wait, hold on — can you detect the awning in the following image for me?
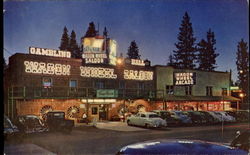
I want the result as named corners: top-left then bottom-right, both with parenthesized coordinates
top-left (164, 95), bottom-right (240, 101)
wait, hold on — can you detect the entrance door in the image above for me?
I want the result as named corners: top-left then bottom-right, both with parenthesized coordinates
top-left (99, 104), bottom-right (108, 120)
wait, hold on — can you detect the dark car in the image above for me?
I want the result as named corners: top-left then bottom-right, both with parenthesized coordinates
top-left (14, 115), bottom-right (48, 134)
top-left (231, 129), bottom-right (250, 152)
top-left (4, 115), bottom-right (20, 141)
top-left (152, 110), bottom-right (181, 126)
top-left (117, 139), bottom-right (248, 155)
top-left (182, 111), bottom-right (205, 125)
top-left (199, 111), bottom-right (217, 124)
top-left (45, 111), bottom-right (74, 133)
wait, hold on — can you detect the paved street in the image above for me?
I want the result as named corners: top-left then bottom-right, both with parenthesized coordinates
top-left (4, 122), bottom-right (249, 155)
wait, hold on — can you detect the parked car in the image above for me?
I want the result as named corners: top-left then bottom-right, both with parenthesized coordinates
top-left (207, 111), bottom-right (223, 123)
top-left (182, 111), bottom-right (206, 125)
top-left (14, 115), bottom-right (48, 134)
top-left (236, 110), bottom-right (249, 122)
top-left (231, 129), bottom-right (250, 152)
top-left (45, 111), bottom-right (74, 133)
top-left (199, 111), bottom-right (217, 124)
top-left (219, 111), bottom-right (236, 123)
top-left (4, 115), bottom-right (20, 141)
top-left (127, 112), bottom-right (167, 128)
top-left (172, 111), bottom-right (192, 125)
top-left (152, 110), bottom-right (181, 126)
top-left (117, 139), bottom-right (248, 155)
top-left (225, 111), bottom-right (238, 121)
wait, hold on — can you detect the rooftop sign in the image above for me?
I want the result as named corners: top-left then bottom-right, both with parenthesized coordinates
top-left (29, 47), bottom-right (71, 58)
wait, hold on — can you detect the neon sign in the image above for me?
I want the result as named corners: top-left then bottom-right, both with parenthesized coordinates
top-left (131, 59), bottom-right (145, 66)
top-left (174, 72), bottom-right (196, 85)
top-left (124, 70), bottom-right (153, 81)
top-left (29, 47), bottom-right (71, 58)
top-left (24, 61), bottom-right (71, 75)
top-left (80, 67), bottom-right (117, 79)
top-left (82, 53), bottom-right (107, 64)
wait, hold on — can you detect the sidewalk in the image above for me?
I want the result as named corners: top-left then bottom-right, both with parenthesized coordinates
top-left (75, 121), bottom-right (148, 132)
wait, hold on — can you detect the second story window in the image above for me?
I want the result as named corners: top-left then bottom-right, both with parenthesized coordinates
top-left (42, 77), bottom-right (52, 88)
top-left (138, 82), bottom-right (145, 90)
top-left (185, 86), bottom-right (192, 95)
top-left (206, 86), bottom-right (213, 96)
top-left (95, 81), bottom-right (104, 89)
top-left (70, 80), bottom-right (77, 88)
top-left (119, 81), bottom-right (125, 89)
top-left (166, 85), bottom-right (174, 95)
top-left (222, 88), bottom-right (228, 96)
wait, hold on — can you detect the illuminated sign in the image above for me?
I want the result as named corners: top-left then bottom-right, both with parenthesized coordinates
top-left (124, 70), bottom-right (153, 81)
top-left (83, 37), bottom-right (104, 53)
top-left (109, 40), bottom-right (117, 65)
top-left (24, 61), bottom-right (71, 75)
top-left (96, 89), bottom-right (118, 98)
top-left (174, 72), bottom-right (196, 85)
top-left (131, 59), bottom-right (145, 66)
top-left (29, 47), bottom-right (71, 58)
top-left (82, 53), bottom-right (107, 64)
top-left (80, 67), bottom-right (117, 79)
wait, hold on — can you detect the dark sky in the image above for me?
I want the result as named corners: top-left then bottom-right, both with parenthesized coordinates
top-left (3, 0), bottom-right (249, 82)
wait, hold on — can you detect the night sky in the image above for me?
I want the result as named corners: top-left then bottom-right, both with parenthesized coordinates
top-left (3, 0), bottom-right (249, 82)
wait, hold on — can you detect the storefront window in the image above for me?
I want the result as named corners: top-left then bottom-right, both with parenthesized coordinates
top-left (166, 85), bottom-right (174, 95)
top-left (92, 107), bottom-right (98, 115)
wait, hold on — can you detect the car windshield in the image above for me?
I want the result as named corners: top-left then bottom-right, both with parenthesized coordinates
top-left (149, 114), bottom-right (160, 118)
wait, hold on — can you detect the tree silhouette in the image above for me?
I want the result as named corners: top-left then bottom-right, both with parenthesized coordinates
top-left (167, 54), bottom-right (175, 67)
top-left (59, 26), bottom-right (70, 51)
top-left (236, 39), bottom-right (249, 107)
top-left (173, 12), bottom-right (197, 69)
top-left (85, 22), bottom-right (97, 37)
top-left (127, 40), bottom-right (141, 59)
top-left (197, 29), bottom-right (219, 71)
top-left (69, 30), bottom-right (81, 58)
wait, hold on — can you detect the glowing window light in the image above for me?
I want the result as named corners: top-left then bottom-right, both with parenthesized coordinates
top-left (80, 66), bottom-right (117, 79)
top-left (24, 61), bottom-right (70, 75)
top-left (124, 69), bottom-right (153, 81)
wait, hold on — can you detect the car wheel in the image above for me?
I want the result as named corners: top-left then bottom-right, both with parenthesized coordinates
top-left (127, 120), bottom-right (131, 126)
top-left (145, 123), bottom-right (150, 128)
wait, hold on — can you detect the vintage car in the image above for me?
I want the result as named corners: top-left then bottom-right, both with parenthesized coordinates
top-left (172, 111), bottom-right (192, 125)
top-left (199, 111), bottom-right (218, 124)
top-left (219, 111), bottom-right (236, 123)
top-left (4, 115), bottom-right (20, 141)
top-left (117, 139), bottom-right (248, 154)
top-left (45, 111), bottom-right (74, 133)
top-left (13, 115), bottom-right (48, 134)
top-left (127, 112), bottom-right (167, 128)
top-left (152, 110), bottom-right (181, 126)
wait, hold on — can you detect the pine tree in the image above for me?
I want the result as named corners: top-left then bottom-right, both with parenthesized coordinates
top-left (59, 26), bottom-right (70, 51)
top-left (173, 12), bottom-right (197, 69)
top-left (236, 39), bottom-right (249, 106)
top-left (197, 29), bottom-right (219, 71)
top-left (127, 40), bottom-right (141, 59)
top-left (85, 22), bottom-right (97, 37)
top-left (69, 30), bottom-right (81, 58)
top-left (167, 54), bottom-right (175, 67)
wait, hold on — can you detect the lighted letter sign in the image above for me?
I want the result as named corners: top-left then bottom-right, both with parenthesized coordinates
top-left (124, 70), bottom-right (153, 81)
top-left (80, 67), bottom-right (117, 79)
top-left (82, 53), bottom-right (107, 64)
top-left (24, 61), bottom-right (71, 75)
top-left (29, 47), bottom-right (71, 58)
top-left (131, 59), bottom-right (145, 66)
top-left (174, 72), bottom-right (196, 85)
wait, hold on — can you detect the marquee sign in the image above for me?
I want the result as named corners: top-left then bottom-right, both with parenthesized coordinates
top-left (174, 72), bottom-right (196, 85)
top-left (24, 61), bottom-right (71, 75)
top-left (124, 70), bottom-right (153, 81)
top-left (29, 47), bottom-right (71, 58)
top-left (80, 66), bottom-right (117, 79)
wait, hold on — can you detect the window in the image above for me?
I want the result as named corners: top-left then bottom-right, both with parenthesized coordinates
top-left (95, 81), bottom-right (104, 89)
top-left (141, 114), bottom-right (146, 117)
top-left (185, 86), bottom-right (192, 95)
top-left (92, 107), bottom-right (98, 115)
top-left (119, 81), bottom-right (125, 89)
top-left (166, 85), bottom-right (174, 95)
top-left (42, 77), bottom-right (52, 88)
top-left (206, 86), bottom-right (213, 96)
top-left (70, 80), bottom-right (77, 88)
top-left (222, 88), bottom-right (227, 96)
top-left (138, 82), bottom-right (145, 90)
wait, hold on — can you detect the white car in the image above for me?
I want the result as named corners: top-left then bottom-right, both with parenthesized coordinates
top-left (127, 112), bottom-right (167, 128)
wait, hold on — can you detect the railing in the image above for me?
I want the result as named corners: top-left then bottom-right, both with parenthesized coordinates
top-left (7, 86), bottom-right (160, 99)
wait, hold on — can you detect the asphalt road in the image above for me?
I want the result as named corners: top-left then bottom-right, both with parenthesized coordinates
top-left (4, 123), bottom-right (249, 155)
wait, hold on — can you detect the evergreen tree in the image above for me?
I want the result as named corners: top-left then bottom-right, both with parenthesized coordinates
top-left (197, 29), bottom-right (219, 71)
top-left (69, 30), bottom-right (81, 58)
top-left (85, 22), bottom-right (97, 37)
top-left (127, 40), bottom-right (141, 59)
top-left (173, 12), bottom-right (197, 69)
top-left (167, 54), bottom-right (175, 67)
top-left (236, 39), bottom-right (249, 106)
top-left (59, 26), bottom-right (70, 51)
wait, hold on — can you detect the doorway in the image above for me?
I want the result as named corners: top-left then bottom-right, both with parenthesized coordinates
top-left (99, 104), bottom-right (108, 120)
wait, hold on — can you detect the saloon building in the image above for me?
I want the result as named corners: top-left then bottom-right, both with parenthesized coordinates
top-left (4, 34), bottom-right (240, 122)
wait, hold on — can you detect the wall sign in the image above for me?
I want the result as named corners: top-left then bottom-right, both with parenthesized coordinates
top-left (174, 72), bottom-right (196, 85)
top-left (96, 89), bottom-right (118, 98)
top-left (82, 53), bottom-right (107, 64)
top-left (29, 47), bottom-right (71, 58)
top-left (131, 59), bottom-right (145, 66)
top-left (124, 70), bottom-right (153, 81)
top-left (80, 66), bottom-right (117, 79)
top-left (24, 61), bottom-right (71, 75)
